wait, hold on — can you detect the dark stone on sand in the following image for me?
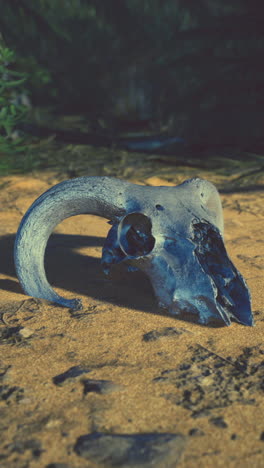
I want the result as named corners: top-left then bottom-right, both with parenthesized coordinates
top-left (209, 416), bottom-right (228, 428)
top-left (143, 327), bottom-right (183, 342)
top-left (53, 366), bottom-right (90, 386)
top-left (74, 432), bottom-right (186, 467)
top-left (188, 428), bottom-right (205, 436)
top-left (260, 431), bottom-right (264, 441)
top-left (82, 379), bottom-right (122, 395)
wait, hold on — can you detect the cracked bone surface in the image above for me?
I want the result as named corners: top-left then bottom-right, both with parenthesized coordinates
top-left (14, 176), bottom-right (253, 326)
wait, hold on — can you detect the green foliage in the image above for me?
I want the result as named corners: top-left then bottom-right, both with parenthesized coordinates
top-left (0, 40), bottom-right (36, 175)
top-left (0, 149), bottom-right (39, 175)
top-left (0, 1), bottom-right (264, 144)
top-left (0, 41), bottom-right (29, 152)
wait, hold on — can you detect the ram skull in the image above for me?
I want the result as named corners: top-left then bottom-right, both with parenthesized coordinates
top-left (14, 176), bottom-right (253, 326)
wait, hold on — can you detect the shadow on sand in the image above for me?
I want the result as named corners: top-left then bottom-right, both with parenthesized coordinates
top-left (0, 232), bottom-right (157, 314)
top-left (0, 232), bottom-right (230, 328)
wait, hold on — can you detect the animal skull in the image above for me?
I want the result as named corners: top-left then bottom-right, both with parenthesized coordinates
top-left (14, 176), bottom-right (253, 326)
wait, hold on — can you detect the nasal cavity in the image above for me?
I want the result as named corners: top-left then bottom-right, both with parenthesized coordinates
top-left (118, 212), bottom-right (155, 257)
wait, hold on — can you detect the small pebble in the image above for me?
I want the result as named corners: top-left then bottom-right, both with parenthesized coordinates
top-left (209, 416), bottom-right (228, 428)
top-left (19, 327), bottom-right (34, 338)
top-left (189, 428), bottom-right (204, 437)
top-left (82, 379), bottom-right (122, 395)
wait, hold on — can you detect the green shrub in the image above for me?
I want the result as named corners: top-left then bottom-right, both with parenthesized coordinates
top-left (0, 41), bottom-right (29, 151)
top-left (0, 41), bottom-right (33, 174)
top-left (1, 1), bottom-right (264, 145)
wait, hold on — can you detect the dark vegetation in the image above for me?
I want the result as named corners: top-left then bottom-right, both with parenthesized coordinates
top-left (0, 0), bottom-right (264, 178)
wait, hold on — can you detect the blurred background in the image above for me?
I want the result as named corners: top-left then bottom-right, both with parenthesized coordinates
top-left (0, 0), bottom-right (263, 188)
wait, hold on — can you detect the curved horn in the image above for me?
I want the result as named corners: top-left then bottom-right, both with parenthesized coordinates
top-left (14, 176), bottom-right (131, 308)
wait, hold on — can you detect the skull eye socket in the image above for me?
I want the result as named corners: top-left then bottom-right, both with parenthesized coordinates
top-left (118, 212), bottom-right (155, 257)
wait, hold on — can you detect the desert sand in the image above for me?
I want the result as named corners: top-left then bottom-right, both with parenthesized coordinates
top-left (0, 171), bottom-right (263, 468)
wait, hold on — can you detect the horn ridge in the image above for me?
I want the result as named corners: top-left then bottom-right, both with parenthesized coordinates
top-left (14, 176), bottom-right (131, 308)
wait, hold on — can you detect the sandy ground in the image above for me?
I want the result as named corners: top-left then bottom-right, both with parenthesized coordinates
top-left (0, 173), bottom-right (263, 468)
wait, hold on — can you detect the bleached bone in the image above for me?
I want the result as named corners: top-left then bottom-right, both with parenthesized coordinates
top-left (14, 176), bottom-right (253, 326)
